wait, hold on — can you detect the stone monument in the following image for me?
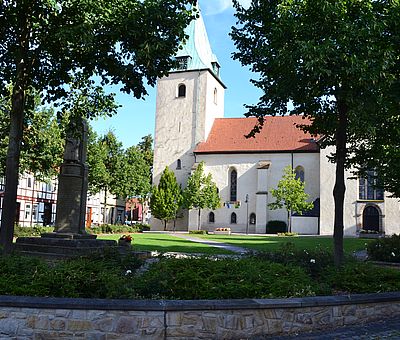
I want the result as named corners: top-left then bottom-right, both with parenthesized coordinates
top-left (15, 119), bottom-right (117, 257)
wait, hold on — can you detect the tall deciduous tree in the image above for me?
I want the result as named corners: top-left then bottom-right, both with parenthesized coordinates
top-left (231, 0), bottom-right (399, 265)
top-left (0, 0), bottom-right (195, 252)
top-left (268, 166), bottom-right (313, 233)
top-left (150, 166), bottom-right (182, 231)
top-left (183, 162), bottom-right (220, 230)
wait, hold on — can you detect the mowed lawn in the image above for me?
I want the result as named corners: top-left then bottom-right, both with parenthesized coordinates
top-left (196, 234), bottom-right (372, 253)
top-left (99, 232), bottom-right (371, 254)
top-left (98, 233), bottom-right (233, 255)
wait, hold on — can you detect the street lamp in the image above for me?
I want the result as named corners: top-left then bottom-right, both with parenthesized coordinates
top-left (245, 194), bottom-right (249, 235)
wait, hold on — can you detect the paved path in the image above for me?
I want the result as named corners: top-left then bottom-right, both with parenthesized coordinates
top-left (171, 233), bottom-right (250, 254)
top-left (269, 317), bottom-right (400, 339)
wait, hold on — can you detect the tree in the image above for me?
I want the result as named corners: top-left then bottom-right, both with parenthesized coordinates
top-left (0, 91), bottom-right (63, 180)
top-left (268, 166), bottom-right (313, 233)
top-left (88, 130), bottom-right (125, 223)
top-left (183, 162), bottom-right (220, 230)
top-left (0, 0), bottom-right (195, 252)
top-left (231, 0), bottom-right (399, 265)
top-left (150, 166), bottom-right (182, 231)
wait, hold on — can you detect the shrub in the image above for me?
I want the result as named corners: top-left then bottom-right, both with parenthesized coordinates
top-left (132, 257), bottom-right (317, 299)
top-left (322, 262), bottom-right (400, 294)
top-left (367, 234), bottom-right (400, 263)
top-left (189, 230), bottom-right (208, 235)
top-left (277, 232), bottom-right (298, 237)
top-left (266, 220), bottom-right (287, 234)
top-left (87, 223), bottom-right (150, 235)
top-left (14, 225), bottom-right (54, 238)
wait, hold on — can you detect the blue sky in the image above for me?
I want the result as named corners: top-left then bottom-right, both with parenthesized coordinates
top-left (91, 0), bottom-right (261, 148)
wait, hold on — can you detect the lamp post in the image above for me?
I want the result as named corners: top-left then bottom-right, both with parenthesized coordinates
top-left (245, 194), bottom-right (249, 235)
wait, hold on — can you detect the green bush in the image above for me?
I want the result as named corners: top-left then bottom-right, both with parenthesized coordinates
top-left (14, 225), bottom-right (54, 238)
top-left (367, 234), bottom-right (400, 263)
top-left (131, 257), bottom-right (317, 299)
top-left (0, 250), bottom-right (143, 298)
top-left (266, 220), bottom-right (287, 234)
top-left (87, 223), bottom-right (150, 235)
top-left (322, 262), bottom-right (400, 294)
top-left (189, 230), bottom-right (208, 235)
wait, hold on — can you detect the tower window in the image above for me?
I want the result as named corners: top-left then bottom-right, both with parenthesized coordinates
top-left (176, 159), bottom-right (182, 170)
top-left (213, 88), bottom-right (217, 105)
top-left (230, 212), bottom-right (237, 224)
top-left (229, 169), bottom-right (237, 201)
top-left (209, 212), bottom-right (215, 223)
top-left (178, 84), bottom-right (186, 98)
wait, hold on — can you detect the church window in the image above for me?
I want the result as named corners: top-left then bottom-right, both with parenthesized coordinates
top-left (209, 212), bottom-right (215, 223)
top-left (230, 212), bottom-right (237, 224)
top-left (229, 169), bottom-right (237, 201)
top-left (249, 213), bottom-right (256, 225)
top-left (178, 84), bottom-right (186, 98)
top-left (359, 171), bottom-right (384, 200)
top-left (213, 88), bottom-right (217, 104)
top-left (295, 166), bottom-right (305, 182)
top-left (176, 159), bottom-right (182, 170)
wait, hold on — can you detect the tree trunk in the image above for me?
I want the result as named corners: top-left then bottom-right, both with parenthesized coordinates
top-left (0, 8), bottom-right (31, 254)
top-left (164, 220), bottom-right (167, 231)
top-left (197, 209), bottom-right (201, 231)
top-left (103, 187), bottom-right (108, 224)
top-left (287, 210), bottom-right (291, 233)
top-left (333, 99), bottom-right (348, 267)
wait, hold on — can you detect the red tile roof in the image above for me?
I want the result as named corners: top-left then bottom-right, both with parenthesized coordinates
top-left (195, 116), bottom-right (318, 154)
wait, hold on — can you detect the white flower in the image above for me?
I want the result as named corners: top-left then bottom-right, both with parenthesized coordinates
top-left (310, 259), bottom-right (316, 264)
top-left (125, 270), bottom-right (132, 275)
top-left (392, 252), bottom-right (396, 257)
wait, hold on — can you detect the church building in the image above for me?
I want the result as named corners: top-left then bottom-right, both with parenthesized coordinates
top-left (152, 7), bottom-right (400, 236)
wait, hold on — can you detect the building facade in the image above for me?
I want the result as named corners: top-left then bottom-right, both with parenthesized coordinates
top-left (152, 6), bottom-right (400, 235)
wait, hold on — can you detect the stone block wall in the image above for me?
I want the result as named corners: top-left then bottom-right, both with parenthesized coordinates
top-left (0, 293), bottom-right (399, 339)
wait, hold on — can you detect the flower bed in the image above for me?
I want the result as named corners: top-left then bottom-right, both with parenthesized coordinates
top-left (214, 227), bottom-right (231, 235)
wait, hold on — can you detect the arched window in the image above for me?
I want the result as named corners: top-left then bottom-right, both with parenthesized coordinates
top-left (209, 212), bottom-right (215, 223)
top-left (229, 169), bottom-right (237, 201)
top-left (178, 84), bottom-right (186, 98)
top-left (295, 166), bottom-right (305, 182)
top-left (230, 212), bottom-right (237, 224)
top-left (176, 159), bottom-right (182, 170)
top-left (249, 213), bottom-right (256, 225)
top-left (213, 88), bottom-right (218, 104)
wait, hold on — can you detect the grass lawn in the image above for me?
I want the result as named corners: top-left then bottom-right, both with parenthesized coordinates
top-left (98, 233), bottom-right (233, 255)
top-left (195, 234), bottom-right (371, 253)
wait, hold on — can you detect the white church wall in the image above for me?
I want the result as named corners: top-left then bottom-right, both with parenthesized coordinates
top-left (319, 146), bottom-right (400, 236)
top-left (196, 152), bottom-right (320, 234)
top-left (291, 217), bottom-right (319, 235)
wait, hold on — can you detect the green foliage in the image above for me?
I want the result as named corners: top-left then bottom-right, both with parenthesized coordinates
top-left (367, 235), bottom-right (400, 263)
top-left (87, 223), bottom-right (150, 235)
top-left (266, 220), bottom-right (287, 234)
top-left (322, 262), bottom-right (400, 294)
top-left (189, 230), bottom-right (208, 235)
top-left (0, 250), bottom-right (143, 298)
top-left (269, 166), bottom-right (313, 232)
top-left (13, 225), bottom-right (54, 238)
top-left (132, 257), bottom-right (317, 299)
top-left (183, 162), bottom-right (221, 229)
top-left (277, 232), bottom-right (298, 237)
top-left (150, 166), bottom-right (182, 230)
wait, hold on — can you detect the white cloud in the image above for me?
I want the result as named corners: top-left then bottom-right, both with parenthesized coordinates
top-left (200, 0), bottom-right (251, 16)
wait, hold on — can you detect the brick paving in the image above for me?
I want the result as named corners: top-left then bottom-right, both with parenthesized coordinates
top-left (269, 317), bottom-right (400, 339)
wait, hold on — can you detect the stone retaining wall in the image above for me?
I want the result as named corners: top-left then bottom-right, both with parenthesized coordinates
top-left (0, 293), bottom-right (399, 339)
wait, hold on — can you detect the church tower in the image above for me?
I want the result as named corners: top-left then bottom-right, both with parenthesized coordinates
top-left (153, 5), bottom-right (226, 230)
